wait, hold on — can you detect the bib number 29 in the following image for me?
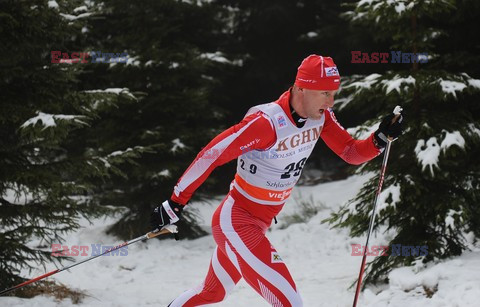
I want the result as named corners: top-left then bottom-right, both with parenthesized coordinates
top-left (281, 158), bottom-right (307, 179)
top-left (240, 159), bottom-right (257, 174)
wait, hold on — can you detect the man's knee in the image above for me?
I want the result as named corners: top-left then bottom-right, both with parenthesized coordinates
top-left (197, 288), bottom-right (228, 304)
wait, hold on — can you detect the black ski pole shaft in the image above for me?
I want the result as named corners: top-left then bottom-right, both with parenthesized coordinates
top-left (0, 225), bottom-right (177, 296)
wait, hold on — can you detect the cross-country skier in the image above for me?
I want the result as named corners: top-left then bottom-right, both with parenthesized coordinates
top-left (150, 54), bottom-right (403, 306)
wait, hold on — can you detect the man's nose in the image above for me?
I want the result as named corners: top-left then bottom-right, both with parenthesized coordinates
top-left (327, 96), bottom-right (335, 108)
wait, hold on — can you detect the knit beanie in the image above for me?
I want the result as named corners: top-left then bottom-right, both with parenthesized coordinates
top-left (294, 54), bottom-right (340, 90)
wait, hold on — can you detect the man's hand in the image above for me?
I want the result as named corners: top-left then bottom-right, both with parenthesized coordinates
top-left (374, 111), bottom-right (404, 148)
top-left (150, 200), bottom-right (184, 231)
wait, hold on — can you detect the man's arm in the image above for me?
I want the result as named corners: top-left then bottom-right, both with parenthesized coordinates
top-left (321, 109), bottom-right (381, 165)
top-left (171, 112), bottom-right (275, 205)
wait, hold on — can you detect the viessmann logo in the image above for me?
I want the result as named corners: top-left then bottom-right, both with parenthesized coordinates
top-left (268, 189), bottom-right (292, 201)
top-left (276, 126), bottom-right (323, 151)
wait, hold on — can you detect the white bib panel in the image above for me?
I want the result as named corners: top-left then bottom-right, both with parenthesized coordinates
top-left (234, 103), bottom-right (324, 205)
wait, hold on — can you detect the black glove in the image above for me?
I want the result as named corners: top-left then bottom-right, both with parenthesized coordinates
top-left (150, 199), bottom-right (184, 231)
top-left (374, 112), bottom-right (404, 148)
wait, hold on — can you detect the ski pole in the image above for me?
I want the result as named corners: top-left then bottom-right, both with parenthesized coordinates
top-left (352, 106), bottom-right (402, 307)
top-left (0, 225), bottom-right (178, 296)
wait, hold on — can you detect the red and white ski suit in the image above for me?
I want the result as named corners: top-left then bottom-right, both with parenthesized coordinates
top-left (168, 89), bottom-right (381, 306)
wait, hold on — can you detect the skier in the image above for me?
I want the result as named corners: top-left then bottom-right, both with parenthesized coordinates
top-left (150, 54), bottom-right (403, 306)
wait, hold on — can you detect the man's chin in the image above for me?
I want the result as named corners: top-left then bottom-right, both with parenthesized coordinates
top-left (309, 113), bottom-right (324, 120)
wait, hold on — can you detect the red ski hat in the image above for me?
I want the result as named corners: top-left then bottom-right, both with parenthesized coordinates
top-left (295, 54), bottom-right (341, 91)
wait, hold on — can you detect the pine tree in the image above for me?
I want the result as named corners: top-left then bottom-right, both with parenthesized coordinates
top-left (326, 0), bottom-right (480, 286)
top-left (0, 0), bottom-right (138, 291)
top-left (76, 0), bottom-right (231, 239)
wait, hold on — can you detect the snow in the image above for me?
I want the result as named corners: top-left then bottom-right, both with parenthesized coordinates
top-left (414, 131), bottom-right (465, 176)
top-left (2, 185), bottom-right (35, 205)
top-left (20, 112), bottom-right (87, 129)
top-left (59, 12), bottom-right (92, 21)
top-left (357, 0), bottom-right (374, 7)
top-left (179, 0), bottom-right (214, 7)
top-left (344, 72), bottom-right (480, 98)
top-left (126, 56), bottom-right (140, 67)
top-left (393, 1), bottom-right (406, 14)
top-left (169, 62), bottom-right (180, 69)
top-left (171, 138), bottom-right (186, 153)
top-left (108, 148), bottom-right (134, 157)
top-left (376, 183), bottom-right (401, 215)
top-left (445, 209), bottom-right (462, 234)
top-left (232, 58), bottom-right (244, 67)
top-left (73, 6), bottom-right (88, 13)
top-left (334, 94), bottom-right (354, 111)
top-left (355, 0), bottom-right (412, 18)
top-left (84, 88), bottom-right (136, 99)
top-left (381, 75), bottom-right (415, 94)
top-left (150, 169), bottom-right (172, 179)
top-left (47, 0), bottom-right (59, 9)
top-left (440, 131), bottom-right (465, 152)
top-left (347, 121), bottom-right (379, 140)
top-left (97, 157), bottom-right (110, 168)
top-left (364, 253), bottom-right (480, 306)
top-left (467, 77), bottom-right (480, 89)
top-left (437, 75), bottom-right (480, 98)
top-left (1, 174), bottom-right (479, 306)
top-left (154, 169), bottom-right (171, 178)
top-left (417, 53), bottom-right (429, 62)
top-left (439, 80), bottom-right (467, 98)
top-left (200, 52), bottom-right (231, 64)
top-left (415, 137), bottom-right (440, 176)
top-left (343, 73), bottom-right (381, 90)
top-left (467, 123), bottom-right (480, 137)
top-left (445, 214), bottom-right (455, 230)
top-left (388, 267), bottom-right (419, 291)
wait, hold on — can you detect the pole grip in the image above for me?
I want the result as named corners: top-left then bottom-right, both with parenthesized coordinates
top-left (391, 105), bottom-right (403, 124)
top-left (388, 105), bottom-right (403, 141)
top-left (146, 224), bottom-right (178, 239)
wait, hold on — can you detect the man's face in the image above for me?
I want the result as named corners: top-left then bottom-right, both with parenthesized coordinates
top-left (300, 88), bottom-right (337, 120)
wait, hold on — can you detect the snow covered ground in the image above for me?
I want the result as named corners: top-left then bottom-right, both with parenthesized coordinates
top-left (1, 174), bottom-right (479, 306)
